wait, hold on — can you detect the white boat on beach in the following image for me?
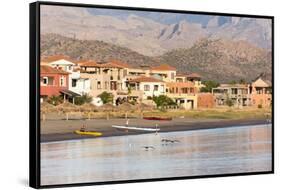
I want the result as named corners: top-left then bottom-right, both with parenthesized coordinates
top-left (112, 125), bottom-right (160, 132)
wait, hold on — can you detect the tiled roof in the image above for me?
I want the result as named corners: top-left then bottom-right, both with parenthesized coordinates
top-left (41, 55), bottom-right (75, 63)
top-left (40, 65), bottom-right (69, 75)
top-left (108, 60), bottom-right (131, 68)
top-left (129, 76), bottom-right (163, 83)
top-left (151, 64), bottom-right (176, 71)
top-left (79, 60), bottom-right (100, 67)
top-left (78, 60), bottom-right (129, 69)
top-left (102, 62), bottom-right (125, 69)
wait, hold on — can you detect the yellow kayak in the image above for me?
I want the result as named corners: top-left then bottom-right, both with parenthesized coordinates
top-left (74, 130), bottom-right (102, 137)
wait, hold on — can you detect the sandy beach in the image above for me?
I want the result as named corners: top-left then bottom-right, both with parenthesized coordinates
top-left (41, 117), bottom-right (270, 142)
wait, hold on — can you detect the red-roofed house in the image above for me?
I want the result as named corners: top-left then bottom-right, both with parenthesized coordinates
top-left (40, 65), bottom-right (69, 100)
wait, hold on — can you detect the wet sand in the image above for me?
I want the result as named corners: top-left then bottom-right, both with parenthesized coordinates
top-left (41, 118), bottom-right (270, 142)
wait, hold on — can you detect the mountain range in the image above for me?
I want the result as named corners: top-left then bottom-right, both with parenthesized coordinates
top-left (41, 5), bottom-right (272, 56)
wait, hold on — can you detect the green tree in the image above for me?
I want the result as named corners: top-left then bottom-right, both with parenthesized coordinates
top-left (47, 95), bottom-right (63, 106)
top-left (239, 79), bottom-right (246, 84)
top-left (153, 95), bottom-right (176, 109)
top-left (225, 97), bottom-right (234, 107)
top-left (200, 80), bottom-right (220, 92)
top-left (74, 94), bottom-right (93, 105)
top-left (98, 91), bottom-right (114, 104)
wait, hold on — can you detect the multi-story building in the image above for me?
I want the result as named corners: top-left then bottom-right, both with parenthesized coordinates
top-left (175, 72), bottom-right (205, 90)
top-left (212, 84), bottom-right (251, 107)
top-left (127, 76), bottom-right (166, 101)
top-left (42, 55), bottom-right (91, 95)
top-left (78, 60), bottom-right (129, 101)
top-left (250, 75), bottom-right (272, 107)
top-left (166, 81), bottom-right (198, 109)
top-left (40, 65), bottom-right (69, 101)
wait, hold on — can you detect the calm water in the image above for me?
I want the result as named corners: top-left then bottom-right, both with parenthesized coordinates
top-left (41, 124), bottom-right (272, 186)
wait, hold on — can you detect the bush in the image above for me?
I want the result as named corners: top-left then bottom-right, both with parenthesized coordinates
top-left (225, 98), bottom-right (234, 107)
top-left (74, 94), bottom-right (93, 105)
top-left (200, 80), bottom-right (220, 92)
top-left (98, 91), bottom-right (114, 104)
top-left (153, 95), bottom-right (176, 109)
top-left (47, 95), bottom-right (63, 106)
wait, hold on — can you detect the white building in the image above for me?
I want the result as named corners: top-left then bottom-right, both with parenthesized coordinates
top-left (128, 76), bottom-right (166, 101)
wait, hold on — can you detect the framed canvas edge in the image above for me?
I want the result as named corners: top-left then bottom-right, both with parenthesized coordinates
top-left (30, 1), bottom-right (41, 189)
top-left (29, 1), bottom-right (275, 189)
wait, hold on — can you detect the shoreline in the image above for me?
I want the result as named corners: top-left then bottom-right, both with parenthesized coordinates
top-left (41, 118), bottom-right (270, 143)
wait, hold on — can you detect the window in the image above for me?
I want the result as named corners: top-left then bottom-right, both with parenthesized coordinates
top-left (60, 76), bottom-right (65, 87)
top-left (144, 85), bottom-right (150, 91)
top-left (42, 77), bottom-right (48, 85)
top-left (72, 79), bottom-right (77, 87)
top-left (154, 85), bottom-right (159, 91)
top-left (97, 81), bottom-right (101, 89)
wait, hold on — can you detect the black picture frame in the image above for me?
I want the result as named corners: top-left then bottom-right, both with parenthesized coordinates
top-left (30, 1), bottom-right (274, 188)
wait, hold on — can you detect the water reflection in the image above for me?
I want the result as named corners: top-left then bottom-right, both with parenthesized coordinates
top-left (41, 125), bottom-right (272, 186)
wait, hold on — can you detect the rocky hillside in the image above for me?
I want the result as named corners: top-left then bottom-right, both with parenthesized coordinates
top-left (158, 39), bottom-right (272, 82)
top-left (41, 34), bottom-right (272, 82)
top-left (41, 34), bottom-right (159, 67)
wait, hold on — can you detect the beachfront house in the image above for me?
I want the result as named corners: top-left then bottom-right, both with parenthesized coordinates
top-left (166, 81), bottom-right (198, 109)
top-left (250, 74), bottom-right (272, 108)
top-left (40, 65), bottom-right (69, 102)
top-left (42, 55), bottom-right (91, 96)
top-left (212, 84), bottom-right (251, 108)
top-left (78, 60), bottom-right (130, 104)
top-left (127, 76), bottom-right (166, 101)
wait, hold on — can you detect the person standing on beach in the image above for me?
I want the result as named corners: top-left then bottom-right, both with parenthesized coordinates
top-left (126, 119), bottom-right (129, 127)
top-left (80, 124), bottom-right (86, 132)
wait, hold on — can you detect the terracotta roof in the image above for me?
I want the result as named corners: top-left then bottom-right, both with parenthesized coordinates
top-left (129, 76), bottom-right (164, 83)
top-left (78, 60), bottom-right (129, 69)
top-left (167, 82), bottom-right (195, 88)
top-left (186, 73), bottom-right (201, 78)
top-left (79, 60), bottom-right (101, 67)
top-left (41, 55), bottom-right (76, 63)
top-left (40, 65), bottom-right (69, 75)
top-left (102, 62), bottom-right (124, 69)
top-left (151, 64), bottom-right (176, 71)
top-left (108, 60), bottom-right (131, 68)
